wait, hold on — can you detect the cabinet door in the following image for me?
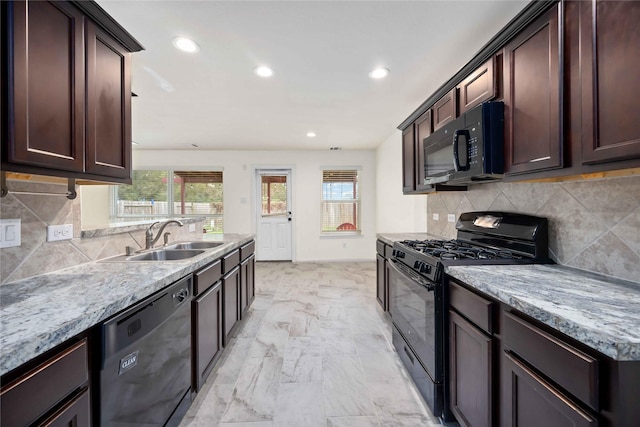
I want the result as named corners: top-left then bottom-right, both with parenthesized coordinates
top-left (433, 88), bottom-right (457, 131)
top-left (402, 125), bottom-right (416, 193)
top-left (222, 266), bottom-right (240, 345)
top-left (415, 110), bottom-right (433, 192)
top-left (240, 258), bottom-right (249, 317)
top-left (193, 281), bottom-right (222, 391)
top-left (501, 352), bottom-right (598, 427)
top-left (580, 1), bottom-right (640, 164)
top-left (6, 1), bottom-right (85, 172)
top-left (457, 57), bottom-right (496, 114)
top-left (246, 254), bottom-right (255, 307)
top-left (449, 311), bottom-right (493, 427)
top-left (503, 5), bottom-right (562, 175)
top-left (85, 21), bottom-right (132, 180)
top-left (376, 254), bottom-right (386, 310)
top-left (40, 388), bottom-right (90, 427)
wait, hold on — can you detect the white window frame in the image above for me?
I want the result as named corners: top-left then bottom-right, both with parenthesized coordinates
top-left (320, 167), bottom-right (361, 236)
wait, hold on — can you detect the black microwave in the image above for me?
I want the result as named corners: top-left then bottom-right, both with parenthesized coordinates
top-left (423, 101), bottom-right (504, 186)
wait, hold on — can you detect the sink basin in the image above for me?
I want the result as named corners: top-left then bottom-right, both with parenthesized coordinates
top-left (165, 241), bottom-right (224, 250)
top-left (127, 249), bottom-right (205, 261)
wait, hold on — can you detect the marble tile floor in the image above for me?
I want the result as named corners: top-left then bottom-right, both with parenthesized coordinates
top-left (180, 262), bottom-right (442, 427)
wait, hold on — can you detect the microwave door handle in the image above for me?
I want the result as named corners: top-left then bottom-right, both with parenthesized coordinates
top-left (453, 129), bottom-right (471, 172)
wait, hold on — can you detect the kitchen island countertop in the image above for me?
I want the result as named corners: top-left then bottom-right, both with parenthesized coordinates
top-left (0, 234), bottom-right (253, 376)
top-left (445, 264), bottom-right (640, 361)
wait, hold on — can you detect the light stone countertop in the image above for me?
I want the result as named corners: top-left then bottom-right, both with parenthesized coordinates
top-left (445, 264), bottom-right (640, 361)
top-left (0, 233), bottom-right (253, 376)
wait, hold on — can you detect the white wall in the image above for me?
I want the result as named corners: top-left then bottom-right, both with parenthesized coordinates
top-left (132, 149), bottom-right (377, 262)
top-left (375, 130), bottom-right (427, 233)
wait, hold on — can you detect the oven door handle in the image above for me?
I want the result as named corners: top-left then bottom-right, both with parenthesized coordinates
top-left (390, 259), bottom-right (436, 292)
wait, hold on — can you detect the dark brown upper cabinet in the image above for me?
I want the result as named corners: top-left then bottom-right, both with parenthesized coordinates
top-left (402, 125), bottom-right (417, 193)
top-left (580, 0), bottom-right (640, 165)
top-left (2, 0), bottom-right (142, 184)
top-left (503, 4), bottom-right (562, 175)
top-left (5, 1), bottom-right (86, 174)
top-left (457, 57), bottom-right (496, 115)
top-left (414, 110), bottom-right (433, 192)
top-left (433, 88), bottom-right (458, 131)
top-left (85, 21), bottom-right (132, 179)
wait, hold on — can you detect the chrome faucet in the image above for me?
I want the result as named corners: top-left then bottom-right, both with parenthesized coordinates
top-left (145, 219), bottom-right (183, 249)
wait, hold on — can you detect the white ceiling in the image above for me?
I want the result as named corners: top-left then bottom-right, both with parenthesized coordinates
top-left (98, 0), bottom-right (528, 151)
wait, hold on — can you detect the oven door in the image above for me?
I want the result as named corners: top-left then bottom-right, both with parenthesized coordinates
top-left (423, 116), bottom-right (463, 185)
top-left (388, 259), bottom-right (442, 382)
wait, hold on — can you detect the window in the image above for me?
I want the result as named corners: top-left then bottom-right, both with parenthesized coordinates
top-left (112, 170), bottom-right (224, 234)
top-left (321, 169), bottom-right (360, 233)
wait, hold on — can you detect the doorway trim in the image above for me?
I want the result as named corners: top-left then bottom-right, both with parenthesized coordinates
top-left (252, 166), bottom-right (296, 262)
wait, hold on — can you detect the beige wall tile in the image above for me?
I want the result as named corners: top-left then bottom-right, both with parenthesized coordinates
top-left (567, 232), bottom-right (640, 283)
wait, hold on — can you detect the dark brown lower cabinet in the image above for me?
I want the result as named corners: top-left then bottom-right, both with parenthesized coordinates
top-left (222, 266), bottom-right (240, 345)
top-left (502, 352), bottom-right (598, 427)
top-left (193, 281), bottom-right (223, 391)
top-left (376, 253), bottom-right (386, 310)
top-left (240, 254), bottom-right (255, 318)
top-left (41, 388), bottom-right (90, 427)
top-left (449, 310), bottom-right (493, 427)
top-left (0, 338), bottom-right (89, 427)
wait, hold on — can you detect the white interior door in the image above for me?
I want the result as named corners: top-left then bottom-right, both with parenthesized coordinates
top-left (256, 169), bottom-right (292, 261)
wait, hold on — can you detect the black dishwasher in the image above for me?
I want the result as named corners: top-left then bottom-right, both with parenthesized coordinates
top-left (99, 275), bottom-right (192, 426)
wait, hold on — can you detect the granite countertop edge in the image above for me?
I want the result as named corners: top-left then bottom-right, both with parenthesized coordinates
top-left (445, 264), bottom-right (640, 361)
top-left (0, 233), bottom-right (254, 377)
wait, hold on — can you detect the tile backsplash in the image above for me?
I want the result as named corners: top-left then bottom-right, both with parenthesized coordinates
top-left (426, 175), bottom-right (640, 283)
top-left (0, 180), bottom-right (202, 284)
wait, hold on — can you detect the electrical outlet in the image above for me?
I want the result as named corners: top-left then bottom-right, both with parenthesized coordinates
top-left (433, 213), bottom-right (439, 221)
top-left (188, 223), bottom-right (196, 232)
top-left (0, 219), bottom-right (21, 248)
top-left (448, 214), bottom-right (456, 223)
top-left (47, 224), bottom-right (73, 242)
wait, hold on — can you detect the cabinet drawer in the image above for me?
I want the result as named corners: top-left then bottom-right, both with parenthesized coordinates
top-left (1, 339), bottom-right (89, 426)
top-left (503, 312), bottom-right (599, 410)
top-left (240, 240), bottom-right (255, 261)
top-left (222, 249), bottom-right (240, 273)
top-left (194, 259), bottom-right (222, 295)
top-left (449, 281), bottom-right (493, 334)
top-left (376, 240), bottom-right (385, 256)
top-left (41, 388), bottom-right (90, 427)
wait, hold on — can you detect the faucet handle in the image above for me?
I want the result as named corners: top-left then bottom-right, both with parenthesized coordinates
top-left (163, 232), bottom-right (171, 246)
top-left (125, 246), bottom-right (135, 256)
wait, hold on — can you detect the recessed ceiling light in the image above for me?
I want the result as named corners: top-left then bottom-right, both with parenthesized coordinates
top-left (368, 67), bottom-right (390, 79)
top-left (307, 132), bottom-right (316, 138)
top-left (330, 147), bottom-right (342, 151)
top-left (254, 66), bottom-right (274, 78)
top-left (191, 144), bottom-right (199, 148)
top-left (172, 37), bottom-right (200, 53)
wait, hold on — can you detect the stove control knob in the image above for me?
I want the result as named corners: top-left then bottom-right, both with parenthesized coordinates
top-left (421, 264), bottom-right (431, 274)
top-left (394, 250), bottom-right (405, 259)
top-left (414, 261), bottom-right (422, 270)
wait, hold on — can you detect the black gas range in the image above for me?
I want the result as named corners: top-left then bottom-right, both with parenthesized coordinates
top-left (388, 212), bottom-right (551, 421)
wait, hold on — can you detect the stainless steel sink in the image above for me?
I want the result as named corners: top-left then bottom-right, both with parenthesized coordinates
top-left (127, 249), bottom-right (205, 261)
top-left (165, 241), bottom-right (224, 250)
top-left (100, 249), bottom-right (205, 262)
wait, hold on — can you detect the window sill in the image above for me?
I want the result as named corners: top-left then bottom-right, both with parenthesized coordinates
top-left (320, 231), bottom-right (363, 238)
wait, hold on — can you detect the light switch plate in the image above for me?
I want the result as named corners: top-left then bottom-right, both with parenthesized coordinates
top-left (188, 223), bottom-right (196, 232)
top-left (433, 213), bottom-right (439, 220)
top-left (0, 219), bottom-right (21, 248)
top-left (448, 214), bottom-right (456, 223)
top-left (47, 224), bottom-right (73, 242)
